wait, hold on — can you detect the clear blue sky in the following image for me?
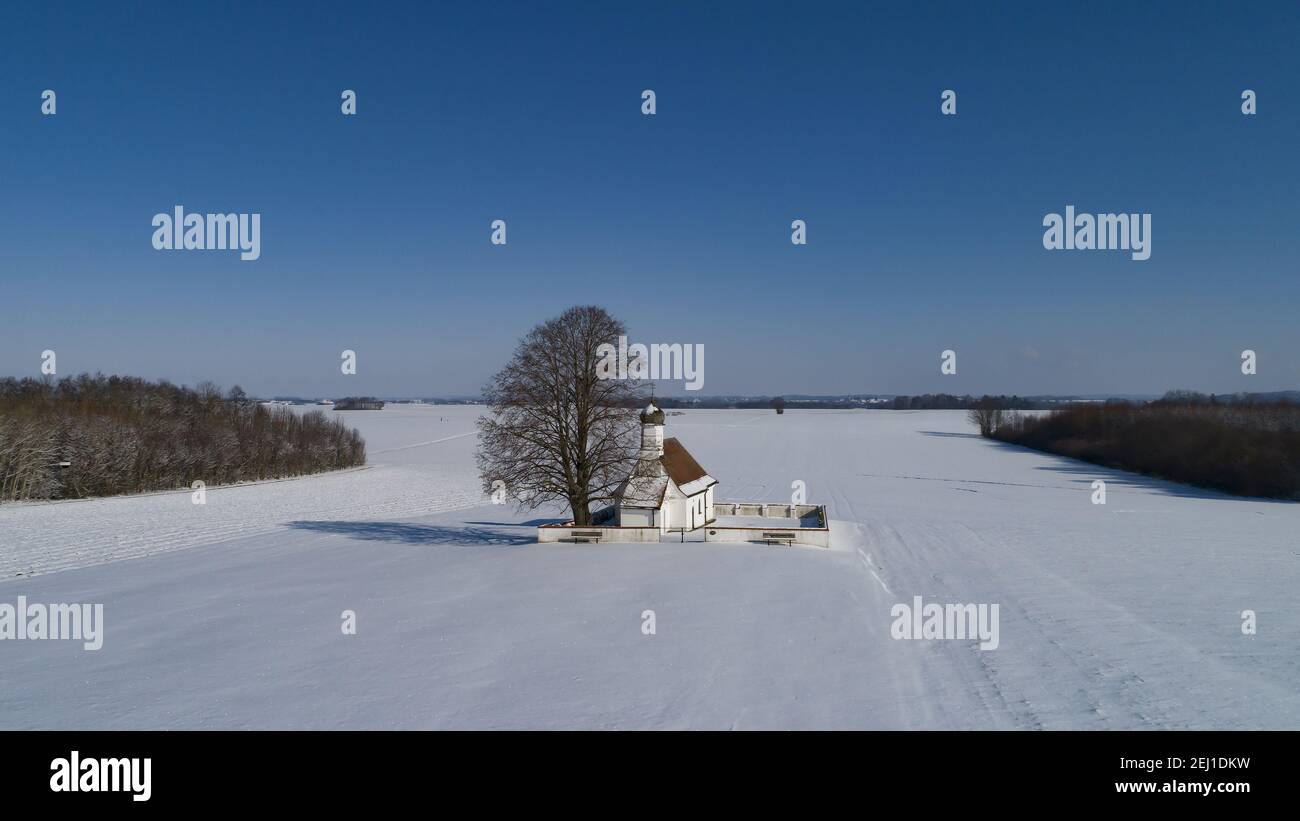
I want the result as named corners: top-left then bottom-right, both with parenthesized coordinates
top-left (2, 1), bottom-right (1297, 397)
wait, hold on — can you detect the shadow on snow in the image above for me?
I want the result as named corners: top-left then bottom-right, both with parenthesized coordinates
top-left (286, 520), bottom-right (535, 545)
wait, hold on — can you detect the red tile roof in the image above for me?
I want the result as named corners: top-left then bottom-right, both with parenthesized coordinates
top-left (661, 438), bottom-right (710, 487)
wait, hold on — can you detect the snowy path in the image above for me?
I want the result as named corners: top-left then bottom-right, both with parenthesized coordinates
top-left (685, 409), bottom-right (1300, 729)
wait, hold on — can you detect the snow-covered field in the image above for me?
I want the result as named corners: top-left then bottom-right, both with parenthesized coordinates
top-left (0, 405), bottom-right (483, 578)
top-left (2, 406), bottom-right (1298, 729)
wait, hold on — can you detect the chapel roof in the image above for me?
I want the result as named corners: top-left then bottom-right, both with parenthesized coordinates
top-left (661, 438), bottom-right (709, 487)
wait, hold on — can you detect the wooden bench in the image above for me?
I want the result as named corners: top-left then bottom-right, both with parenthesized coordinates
top-left (570, 530), bottom-right (603, 543)
top-left (759, 532), bottom-right (796, 546)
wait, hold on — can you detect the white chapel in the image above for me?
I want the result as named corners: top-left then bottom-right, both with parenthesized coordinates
top-left (615, 402), bottom-right (717, 532)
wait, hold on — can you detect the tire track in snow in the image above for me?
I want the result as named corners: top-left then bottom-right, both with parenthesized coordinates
top-left (372, 432), bottom-right (476, 454)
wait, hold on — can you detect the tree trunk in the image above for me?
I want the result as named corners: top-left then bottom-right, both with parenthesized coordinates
top-left (570, 495), bottom-right (591, 525)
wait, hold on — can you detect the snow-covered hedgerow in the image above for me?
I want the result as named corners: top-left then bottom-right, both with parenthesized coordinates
top-left (0, 374), bottom-right (366, 501)
top-left (993, 399), bottom-right (1300, 500)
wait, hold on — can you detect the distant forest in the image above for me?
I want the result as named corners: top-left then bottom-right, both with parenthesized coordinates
top-left (887, 394), bottom-right (1062, 410)
top-left (333, 396), bottom-right (385, 410)
top-left (988, 393), bottom-right (1300, 500)
top-left (655, 394), bottom-right (1065, 410)
top-left (0, 375), bottom-right (366, 502)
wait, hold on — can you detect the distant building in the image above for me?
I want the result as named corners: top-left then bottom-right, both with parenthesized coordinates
top-left (333, 397), bottom-right (385, 410)
top-left (614, 402), bottom-right (716, 532)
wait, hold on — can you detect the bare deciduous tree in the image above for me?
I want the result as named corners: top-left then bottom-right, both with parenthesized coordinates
top-left (477, 305), bottom-right (644, 525)
top-left (968, 401), bottom-right (1005, 437)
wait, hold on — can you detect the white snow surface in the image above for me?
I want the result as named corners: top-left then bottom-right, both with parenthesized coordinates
top-left (2, 407), bottom-right (1298, 729)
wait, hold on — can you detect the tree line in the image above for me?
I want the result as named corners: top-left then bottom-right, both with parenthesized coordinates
top-left (893, 394), bottom-right (1060, 410)
top-left (982, 398), bottom-right (1300, 500)
top-left (651, 394), bottom-right (1062, 411)
top-left (0, 374), bottom-right (366, 502)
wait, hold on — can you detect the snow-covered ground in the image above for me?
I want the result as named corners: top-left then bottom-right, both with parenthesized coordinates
top-left (2, 407), bottom-right (1298, 729)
